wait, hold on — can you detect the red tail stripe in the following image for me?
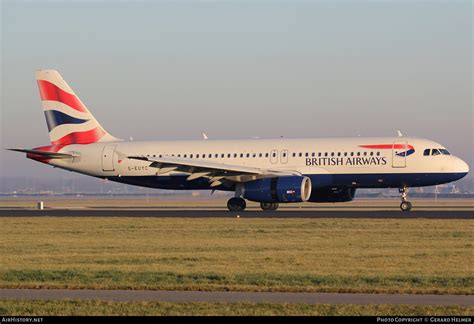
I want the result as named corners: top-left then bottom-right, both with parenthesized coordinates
top-left (37, 80), bottom-right (87, 113)
top-left (359, 144), bottom-right (414, 150)
top-left (51, 127), bottom-right (105, 146)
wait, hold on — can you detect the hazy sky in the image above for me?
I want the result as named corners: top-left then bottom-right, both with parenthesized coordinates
top-left (1, 0), bottom-right (472, 178)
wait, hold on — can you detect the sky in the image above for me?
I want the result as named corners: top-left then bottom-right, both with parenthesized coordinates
top-left (1, 0), bottom-right (472, 179)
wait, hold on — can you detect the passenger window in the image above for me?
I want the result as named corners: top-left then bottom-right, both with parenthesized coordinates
top-left (265, 153), bottom-right (269, 158)
top-left (311, 152), bottom-right (315, 157)
top-left (299, 153), bottom-right (302, 157)
top-left (246, 153), bottom-right (250, 158)
top-left (227, 154), bottom-right (231, 158)
top-left (292, 153), bottom-right (296, 157)
top-left (324, 152), bottom-right (328, 157)
top-left (318, 153), bottom-right (322, 157)
top-left (272, 152), bottom-right (276, 157)
top-left (259, 153), bottom-right (262, 157)
top-left (331, 152), bottom-right (334, 157)
top-left (283, 152), bottom-right (287, 157)
top-left (240, 153), bottom-right (244, 158)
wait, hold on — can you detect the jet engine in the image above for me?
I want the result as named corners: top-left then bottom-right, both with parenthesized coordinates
top-left (243, 176), bottom-right (312, 203)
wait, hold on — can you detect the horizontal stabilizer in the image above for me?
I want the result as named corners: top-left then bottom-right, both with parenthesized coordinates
top-left (7, 148), bottom-right (76, 159)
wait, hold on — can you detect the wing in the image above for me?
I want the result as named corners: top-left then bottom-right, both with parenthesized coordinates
top-left (127, 154), bottom-right (301, 186)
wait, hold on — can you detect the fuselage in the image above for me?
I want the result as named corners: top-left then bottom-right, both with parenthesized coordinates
top-left (35, 136), bottom-right (469, 192)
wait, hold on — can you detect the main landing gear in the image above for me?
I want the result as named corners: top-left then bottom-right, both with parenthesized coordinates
top-left (227, 197), bottom-right (246, 211)
top-left (260, 202), bottom-right (279, 211)
top-left (227, 199), bottom-right (280, 211)
top-left (399, 187), bottom-right (412, 212)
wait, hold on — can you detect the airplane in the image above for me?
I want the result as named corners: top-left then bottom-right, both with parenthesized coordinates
top-left (8, 70), bottom-right (469, 212)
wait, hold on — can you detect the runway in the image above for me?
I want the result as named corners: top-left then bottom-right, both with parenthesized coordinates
top-left (0, 209), bottom-right (472, 219)
top-left (1, 289), bottom-right (473, 306)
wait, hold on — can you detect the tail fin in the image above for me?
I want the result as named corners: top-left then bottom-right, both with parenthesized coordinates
top-left (36, 70), bottom-right (119, 146)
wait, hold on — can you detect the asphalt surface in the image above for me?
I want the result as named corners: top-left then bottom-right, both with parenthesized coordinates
top-left (1, 289), bottom-right (473, 306)
top-left (0, 209), bottom-right (472, 219)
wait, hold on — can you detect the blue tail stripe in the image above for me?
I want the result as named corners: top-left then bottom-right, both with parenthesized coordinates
top-left (44, 110), bottom-right (89, 131)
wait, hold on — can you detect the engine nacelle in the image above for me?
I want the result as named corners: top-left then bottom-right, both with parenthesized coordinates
top-left (308, 187), bottom-right (356, 203)
top-left (243, 176), bottom-right (312, 203)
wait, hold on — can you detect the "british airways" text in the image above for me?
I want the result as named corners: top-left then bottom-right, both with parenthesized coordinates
top-left (306, 157), bottom-right (387, 166)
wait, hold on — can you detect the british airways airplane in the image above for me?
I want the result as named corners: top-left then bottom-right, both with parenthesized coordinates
top-left (9, 70), bottom-right (469, 212)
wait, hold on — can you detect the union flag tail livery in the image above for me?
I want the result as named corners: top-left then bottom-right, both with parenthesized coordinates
top-left (8, 70), bottom-right (469, 212)
top-left (36, 70), bottom-right (118, 145)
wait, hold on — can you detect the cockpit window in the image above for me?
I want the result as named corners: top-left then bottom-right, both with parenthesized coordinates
top-left (424, 148), bottom-right (450, 156)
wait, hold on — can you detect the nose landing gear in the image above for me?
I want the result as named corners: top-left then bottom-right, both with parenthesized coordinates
top-left (399, 187), bottom-right (412, 212)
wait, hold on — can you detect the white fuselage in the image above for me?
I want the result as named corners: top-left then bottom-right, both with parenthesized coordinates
top-left (38, 136), bottom-right (468, 191)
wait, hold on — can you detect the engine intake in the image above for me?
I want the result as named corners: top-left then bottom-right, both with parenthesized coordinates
top-left (243, 176), bottom-right (312, 203)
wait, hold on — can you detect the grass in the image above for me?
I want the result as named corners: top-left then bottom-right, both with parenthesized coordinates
top-left (0, 217), bottom-right (472, 294)
top-left (0, 300), bottom-right (473, 316)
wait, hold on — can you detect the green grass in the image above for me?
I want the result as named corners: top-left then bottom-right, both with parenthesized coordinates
top-left (0, 300), bottom-right (473, 316)
top-left (0, 217), bottom-right (472, 294)
top-left (2, 270), bottom-right (472, 294)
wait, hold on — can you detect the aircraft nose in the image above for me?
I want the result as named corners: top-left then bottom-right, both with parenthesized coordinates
top-left (455, 157), bottom-right (469, 174)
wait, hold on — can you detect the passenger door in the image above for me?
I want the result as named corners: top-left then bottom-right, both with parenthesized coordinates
top-left (392, 140), bottom-right (407, 168)
top-left (102, 145), bottom-right (116, 171)
top-left (280, 149), bottom-right (288, 164)
top-left (270, 149), bottom-right (278, 164)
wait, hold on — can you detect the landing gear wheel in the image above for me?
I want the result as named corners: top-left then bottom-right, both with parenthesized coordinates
top-left (260, 202), bottom-right (279, 211)
top-left (400, 201), bottom-right (412, 212)
top-left (227, 197), bottom-right (246, 211)
top-left (399, 186), bottom-right (412, 212)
